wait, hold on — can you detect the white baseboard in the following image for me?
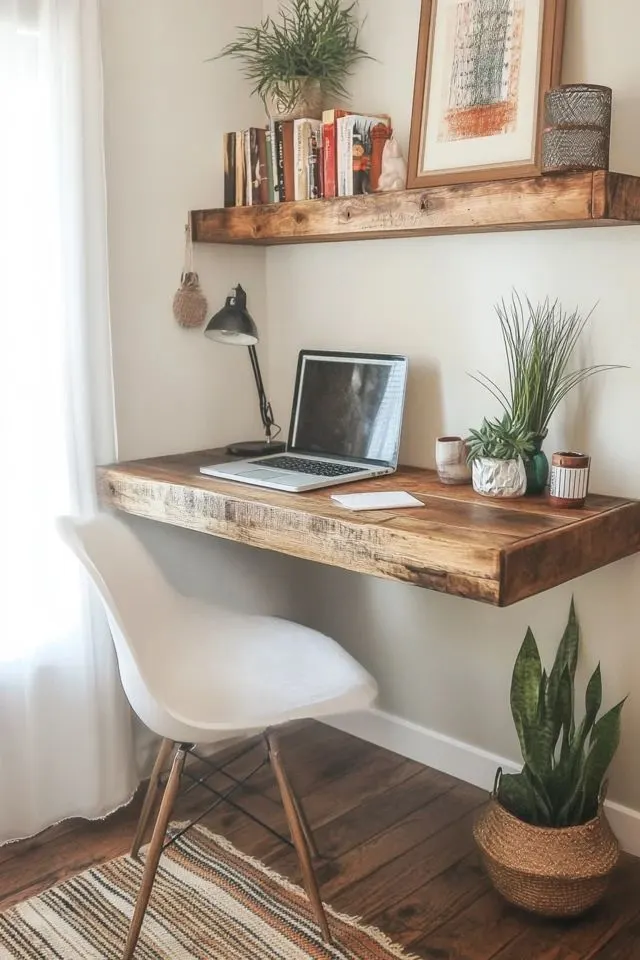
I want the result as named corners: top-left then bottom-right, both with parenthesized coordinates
top-left (325, 707), bottom-right (640, 856)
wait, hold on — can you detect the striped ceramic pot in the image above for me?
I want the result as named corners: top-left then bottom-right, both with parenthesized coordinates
top-left (549, 452), bottom-right (591, 508)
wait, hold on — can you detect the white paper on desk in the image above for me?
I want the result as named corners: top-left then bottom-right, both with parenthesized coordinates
top-left (331, 491), bottom-right (423, 511)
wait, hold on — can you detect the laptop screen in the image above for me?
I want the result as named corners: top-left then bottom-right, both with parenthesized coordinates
top-left (288, 352), bottom-right (408, 466)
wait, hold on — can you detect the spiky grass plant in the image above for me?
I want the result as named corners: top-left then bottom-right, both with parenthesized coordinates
top-left (215, 0), bottom-right (370, 112)
top-left (471, 293), bottom-right (623, 438)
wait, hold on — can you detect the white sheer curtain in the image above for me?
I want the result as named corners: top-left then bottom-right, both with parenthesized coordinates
top-left (0, 0), bottom-right (140, 844)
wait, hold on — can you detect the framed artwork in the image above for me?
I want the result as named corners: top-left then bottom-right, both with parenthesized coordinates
top-left (408, 0), bottom-right (566, 188)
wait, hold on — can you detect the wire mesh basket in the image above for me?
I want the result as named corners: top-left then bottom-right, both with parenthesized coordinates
top-left (542, 84), bottom-right (612, 173)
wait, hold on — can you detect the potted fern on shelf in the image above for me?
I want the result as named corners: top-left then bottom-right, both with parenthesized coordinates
top-left (466, 414), bottom-right (535, 498)
top-left (215, 0), bottom-right (370, 120)
top-left (474, 600), bottom-right (624, 917)
top-left (471, 294), bottom-right (623, 494)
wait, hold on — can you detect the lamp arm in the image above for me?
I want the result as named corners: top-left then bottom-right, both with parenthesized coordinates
top-left (247, 344), bottom-right (276, 440)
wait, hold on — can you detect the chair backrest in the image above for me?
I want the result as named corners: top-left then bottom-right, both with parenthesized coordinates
top-left (56, 514), bottom-right (178, 710)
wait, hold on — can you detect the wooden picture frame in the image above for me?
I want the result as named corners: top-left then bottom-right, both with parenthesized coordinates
top-left (408, 0), bottom-right (566, 189)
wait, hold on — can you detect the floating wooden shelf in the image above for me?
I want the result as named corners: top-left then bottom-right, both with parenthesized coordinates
top-left (98, 449), bottom-right (640, 606)
top-left (191, 170), bottom-right (640, 246)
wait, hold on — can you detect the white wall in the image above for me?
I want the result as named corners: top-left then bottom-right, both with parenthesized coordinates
top-left (101, 0), bottom-right (268, 461)
top-left (264, 0), bottom-right (640, 812)
top-left (101, 0), bottom-right (640, 816)
top-left (100, 0), bottom-right (309, 619)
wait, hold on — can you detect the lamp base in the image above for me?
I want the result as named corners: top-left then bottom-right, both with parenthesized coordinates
top-left (226, 439), bottom-right (286, 457)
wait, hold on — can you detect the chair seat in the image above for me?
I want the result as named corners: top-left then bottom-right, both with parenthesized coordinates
top-left (56, 514), bottom-right (378, 745)
top-left (139, 599), bottom-right (376, 743)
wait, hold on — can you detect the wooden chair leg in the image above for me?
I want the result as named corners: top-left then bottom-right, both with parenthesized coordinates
top-left (266, 731), bottom-right (333, 945)
top-left (123, 745), bottom-right (187, 960)
top-left (289, 784), bottom-right (319, 860)
top-left (131, 738), bottom-right (175, 860)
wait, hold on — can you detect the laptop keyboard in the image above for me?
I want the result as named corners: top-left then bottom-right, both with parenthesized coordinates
top-left (252, 456), bottom-right (363, 477)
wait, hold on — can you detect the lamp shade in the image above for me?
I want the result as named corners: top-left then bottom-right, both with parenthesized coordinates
top-left (204, 284), bottom-right (258, 345)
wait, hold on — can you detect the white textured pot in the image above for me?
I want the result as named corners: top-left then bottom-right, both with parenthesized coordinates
top-left (265, 78), bottom-right (323, 120)
top-left (472, 457), bottom-right (527, 498)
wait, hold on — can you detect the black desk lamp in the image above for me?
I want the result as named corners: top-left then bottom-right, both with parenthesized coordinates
top-left (204, 284), bottom-right (286, 456)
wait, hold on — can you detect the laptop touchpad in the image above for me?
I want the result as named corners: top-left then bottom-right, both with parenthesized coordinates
top-left (242, 468), bottom-right (290, 480)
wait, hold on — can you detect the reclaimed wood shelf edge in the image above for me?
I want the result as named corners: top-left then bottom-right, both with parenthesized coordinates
top-left (191, 171), bottom-right (640, 246)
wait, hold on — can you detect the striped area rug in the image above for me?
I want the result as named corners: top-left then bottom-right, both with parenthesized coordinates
top-left (0, 823), bottom-right (419, 959)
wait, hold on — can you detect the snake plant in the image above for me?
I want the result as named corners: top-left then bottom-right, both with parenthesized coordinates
top-left (466, 415), bottom-right (536, 462)
top-left (497, 600), bottom-right (625, 827)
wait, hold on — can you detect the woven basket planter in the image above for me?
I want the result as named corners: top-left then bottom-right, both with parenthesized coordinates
top-left (473, 799), bottom-right (620, 917)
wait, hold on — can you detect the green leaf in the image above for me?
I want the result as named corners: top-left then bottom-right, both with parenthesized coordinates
top-left (522, 765), bottom-right (553, 823)
top-left (510, 627), bottom-right (542, 755)
top-left (581, 699), bottom-right (626, 817)
top-left (547, 598), bottom-right (579, 706)
top-left (556, 699), bottom-right (625, 825)
top-left (556, 665), bottom-right (573, 762)
top-left (545, 599), bottom-right (579, 762)
top-left (585, 664), bottom-right (603, 728)
top-left (552, 727), bottom-right (588, 826)
top-left (498, 772), bottom-right (537, 824)
top-left (536, 669), bottom-right (548, 726)
top-left (510, 629), bottom-right (555, 786)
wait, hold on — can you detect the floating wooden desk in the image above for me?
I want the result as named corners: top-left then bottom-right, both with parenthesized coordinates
top-left (97, 449), bottom-right (640, 607)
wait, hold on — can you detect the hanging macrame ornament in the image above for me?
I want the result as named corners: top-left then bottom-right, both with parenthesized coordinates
top-left (172, 224), bottom-right (208, 328)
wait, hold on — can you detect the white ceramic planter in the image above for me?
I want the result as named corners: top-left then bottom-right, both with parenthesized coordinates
top-left (472, 457), bottom-right (527, 498)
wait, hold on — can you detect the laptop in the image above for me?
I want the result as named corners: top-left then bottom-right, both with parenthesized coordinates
top-left (200, 350), bottom-right (408, 492)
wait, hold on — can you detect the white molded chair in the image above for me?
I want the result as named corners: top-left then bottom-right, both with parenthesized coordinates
top-left (57, 514), bottom-right (377, 958)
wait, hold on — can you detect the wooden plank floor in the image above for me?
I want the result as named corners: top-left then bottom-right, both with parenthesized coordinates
top-left (2, 722), bottom-right (639, 958)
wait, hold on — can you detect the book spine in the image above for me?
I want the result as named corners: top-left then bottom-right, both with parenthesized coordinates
top-left (256, 128), bottom-right (269, 205)
top-left (282, 120), bottom-right (295, 203)
top-left (269, 119), bottom-right (279, 201)
top-left (322, 110), bottom-right (350, 199)
top-left (223, 132), bottom-right (235, 208)
top-left (265, 128), bottom-right (275, 203)
top-left (244, 130), bottom-right (252, 205)
top-left (247, 128), bottom-right (259, 205)
top-left (337, 118), bottom-right (353, 197)
top-left (235, 130), bottom-right (244, 206)
top-left (323, 119), bottom-right (335, 198)
top-left (274, 121), bottom-right (286, 202)
top-left (308, 122), bottom-right (322, 199)
top-left (293, 120), bottom-right (303, 200)
top-left (317, 133), bottom-right (324, 199)
top-left (294, 120), bottom-right (309, 201)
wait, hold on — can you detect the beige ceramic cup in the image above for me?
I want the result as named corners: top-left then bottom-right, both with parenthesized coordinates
top-left (435, 436), bottom-right (471, 485)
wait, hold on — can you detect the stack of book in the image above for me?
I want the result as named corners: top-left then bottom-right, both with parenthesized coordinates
top-left (223, 110), bottom-right (391, 207)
